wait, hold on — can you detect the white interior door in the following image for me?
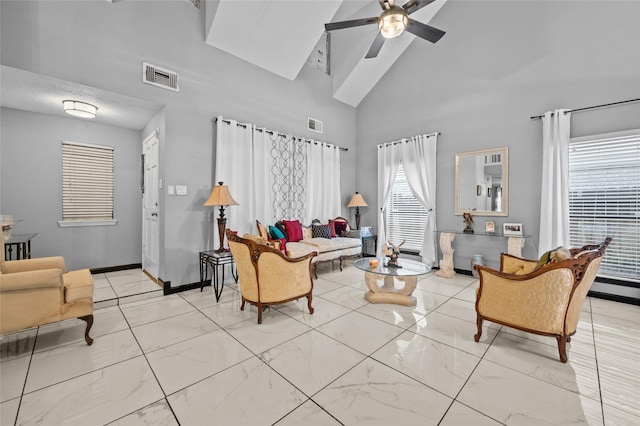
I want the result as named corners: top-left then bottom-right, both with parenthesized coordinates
top-left (142, 130), bottom-right (159, 279)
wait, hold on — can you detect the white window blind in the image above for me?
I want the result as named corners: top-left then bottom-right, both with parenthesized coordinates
top-left (569, 131), bottom-right (640, 281)
top-left (384, 164), bottom-right (429, 252)
top-left (62, 141), bottom-right (114, 222)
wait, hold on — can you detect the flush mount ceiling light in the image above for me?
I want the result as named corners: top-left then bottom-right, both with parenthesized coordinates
top-left (62, 100), bottom-right (98, 118)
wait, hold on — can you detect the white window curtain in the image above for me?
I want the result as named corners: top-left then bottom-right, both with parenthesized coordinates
top-left (377, 142), bottom-right (401, 257)
top-left (539, 109), bottom-right (572, 254)
top-left (305, 141), bottom-right (341, 224)
top-left (400, 134), bottom-right (438, 264)
top-left (249, 127), bottom-right (275, 227)
top-left (377, 134), bottom-right (438, 263)
top-left (214, 118), bottom-right (270, 248)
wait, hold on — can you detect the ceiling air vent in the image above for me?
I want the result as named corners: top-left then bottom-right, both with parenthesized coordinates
top-left (307, 117), bottom-right (323, 134)
top-left (142, 62), bottom-right (179, 92)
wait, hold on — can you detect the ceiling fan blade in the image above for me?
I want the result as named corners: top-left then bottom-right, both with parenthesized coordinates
top-left (405, 19), bottom-right (445, 43)
top-left (325, 17), bottom-right (379, 32)
top-left (402, 0), bottom-right (436, 15)
top-left (365, 33), bottom-right (386, 59)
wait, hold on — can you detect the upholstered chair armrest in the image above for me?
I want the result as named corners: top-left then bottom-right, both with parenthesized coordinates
top-left (476, 266), bottom-right (575, 335)
top-left (0, 269), bottom-right (64, 292)
top-left (1, 256), bottom-right (67, 274)
top-left (499, 253), bottom-right (537, 275)
top-left (257, 251), bottom-right (316, 303)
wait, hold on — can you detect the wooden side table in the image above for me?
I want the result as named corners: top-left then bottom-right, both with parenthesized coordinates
top-left (199, 250), bottom-right (238, 302)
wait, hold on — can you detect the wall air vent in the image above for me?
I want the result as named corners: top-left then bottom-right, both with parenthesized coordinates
top-left (142, 62), bottom-right (179, 92)
top-left (307, 117), bottom-right (323, 134)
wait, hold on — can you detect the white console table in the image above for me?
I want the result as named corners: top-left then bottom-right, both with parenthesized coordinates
top-left (435, 231), bottom-right (533, 278)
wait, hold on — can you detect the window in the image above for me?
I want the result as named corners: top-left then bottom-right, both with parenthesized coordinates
top-left (60, 141), bottom-right (116, 226)
top-left (384, 164), bottom-right (429, 252)
top-left (569, 130), bottom-right (640, 282)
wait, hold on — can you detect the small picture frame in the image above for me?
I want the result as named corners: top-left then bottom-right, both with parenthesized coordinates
top-left (503, 222), bottom-right (523, 236)
top-left (485, 220), bottom-right (495, 233)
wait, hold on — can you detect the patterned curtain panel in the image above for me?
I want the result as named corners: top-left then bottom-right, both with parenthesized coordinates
top-left (270, 133), bottom-right (307, 220)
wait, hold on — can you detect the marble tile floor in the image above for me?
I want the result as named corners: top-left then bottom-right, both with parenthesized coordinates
top-left (92, 268), bottom-right (163, 309)
top-left (1, 261), bottom-right (639, 425)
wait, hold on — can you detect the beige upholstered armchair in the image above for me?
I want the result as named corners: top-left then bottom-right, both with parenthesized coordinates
top-left (227, 229), bottom-right (316, 324)
top-left (0, 233), bottom-right (95, 345)
top-left (474, 238), bottom-right (611, 363)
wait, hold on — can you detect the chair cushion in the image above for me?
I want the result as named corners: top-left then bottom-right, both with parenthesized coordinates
top-left (63, 269), bottom-right (94, 303)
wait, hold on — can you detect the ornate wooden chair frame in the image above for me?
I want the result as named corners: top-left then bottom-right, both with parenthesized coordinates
top-left (474, 238), bottom-right (611, 363)
top-left (227, 230), bottom-right (316, 324)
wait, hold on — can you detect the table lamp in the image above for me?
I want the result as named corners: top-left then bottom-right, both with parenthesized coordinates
top-left (347, 192), bottom-right (368, 230)
top-left (203, 182), bottom-right (238, 252)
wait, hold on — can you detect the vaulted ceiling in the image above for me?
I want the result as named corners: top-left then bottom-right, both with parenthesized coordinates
top-left (205, 0), bottom-right (448, 107)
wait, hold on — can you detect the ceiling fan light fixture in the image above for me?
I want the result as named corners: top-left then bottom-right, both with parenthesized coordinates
top-left (379, 7), bottom-right (408, 39)
top-left (62, 100), bottom-right (98, 118)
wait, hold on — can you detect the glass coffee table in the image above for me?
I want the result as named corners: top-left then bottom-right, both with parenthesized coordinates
top-left (354, 257), bottom-right (431, 307)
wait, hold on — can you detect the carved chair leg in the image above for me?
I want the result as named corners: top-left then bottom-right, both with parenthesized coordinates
top-left (474, 315), bottom-right (483, 342)
top-left (240, 298), bottom-right (246, 311)
top-left (557, 335), bottom-right (568, 363)
top-left (339, 257), bottom-right (343, 271)
top-left (257, 304), bottom-right (263, 324)
top-left (78, 315), bottom-right (94, 346)
top-left (313, 264), bottom-right (318, 279)
top-left (567, 336), bottom-right (572, 343)
top-left (306, 293), bottom-right (314, 315)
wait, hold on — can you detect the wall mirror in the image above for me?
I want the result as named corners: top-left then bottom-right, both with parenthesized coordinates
top-left (455, 147), bottom-right (508, 216)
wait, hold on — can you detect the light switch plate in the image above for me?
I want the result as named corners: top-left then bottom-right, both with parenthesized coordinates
top-left (176, 185), bottom-right (187, 196)
top-left (167, 185), bottom-right (175, 195)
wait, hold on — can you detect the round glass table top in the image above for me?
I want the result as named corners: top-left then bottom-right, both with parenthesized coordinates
top-left (354, 258), bottom-right (431, 277)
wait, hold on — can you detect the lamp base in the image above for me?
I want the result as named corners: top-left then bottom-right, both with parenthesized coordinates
top-left (216, 213), bottom-right (227, 253)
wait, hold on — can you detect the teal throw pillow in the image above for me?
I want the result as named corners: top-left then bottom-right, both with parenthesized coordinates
top-left (269, 225), bottom-right (285, 240)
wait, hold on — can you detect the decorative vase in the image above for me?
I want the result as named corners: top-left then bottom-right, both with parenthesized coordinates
top-left (471, 254), bottom-right (485, 278)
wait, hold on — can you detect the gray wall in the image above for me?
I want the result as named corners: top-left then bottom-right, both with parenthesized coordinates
top-left (0, 1), bottom-right (356, 286)
top-left (0, 107), bottom-right (142, 271)
top-left (355, 0), bottom-right (640, 270)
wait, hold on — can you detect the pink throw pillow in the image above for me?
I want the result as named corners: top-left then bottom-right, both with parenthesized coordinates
top-left (327, 220), bottom-right (337, 238)
top-left (283, 220), bottom-right (304, 242)
top-left (334, 220), bottom-right (348, 236)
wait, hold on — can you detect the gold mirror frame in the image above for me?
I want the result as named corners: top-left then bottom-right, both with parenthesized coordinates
top-left (455, 147), bottom-right (508, 217)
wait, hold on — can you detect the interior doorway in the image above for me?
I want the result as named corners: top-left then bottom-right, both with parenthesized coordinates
top-left (142, 129), bottom-right (160, 280)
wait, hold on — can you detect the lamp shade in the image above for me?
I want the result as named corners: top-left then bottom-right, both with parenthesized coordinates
top-left (347, 192), bottom-right (368, 208)
top-left (203, 182), bottom-right (238, 206)
top-left (62, 100), bottom-right (98, 118)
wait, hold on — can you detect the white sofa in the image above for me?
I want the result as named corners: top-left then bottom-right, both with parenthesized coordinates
top-left (257, 218), bottom-right (362, 278)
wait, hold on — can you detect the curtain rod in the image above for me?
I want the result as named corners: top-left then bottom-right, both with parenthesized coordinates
top-left (216, 117), bottom-right (348, 152)
top-left (377, 132), bottom-right (440, 149)
top-left (530, 98), bottom-right (640, 120)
